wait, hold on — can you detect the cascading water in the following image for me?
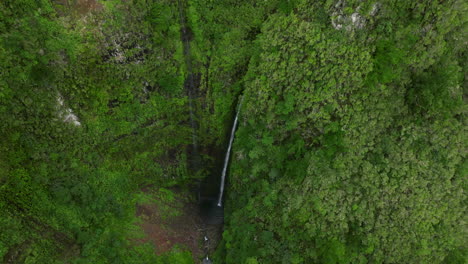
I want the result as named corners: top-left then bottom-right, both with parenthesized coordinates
top-left (217, 97), bottom-right (243, 207)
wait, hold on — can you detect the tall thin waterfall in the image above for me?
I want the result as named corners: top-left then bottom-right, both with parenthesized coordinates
top-left (217, 97), bottom-right (243, 207)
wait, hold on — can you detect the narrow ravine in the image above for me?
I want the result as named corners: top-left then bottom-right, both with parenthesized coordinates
top-left (177, 0), bottom-right (200, 169)
top-left (176, 2), bottom-right (246, 263)
top-left (177, 1), bottom-right (216, 262)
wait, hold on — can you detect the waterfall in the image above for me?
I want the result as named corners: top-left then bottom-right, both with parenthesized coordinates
top-left (217, 97), bottom-right (243, 207)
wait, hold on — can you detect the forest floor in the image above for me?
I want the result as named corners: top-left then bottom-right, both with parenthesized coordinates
top-left (136, 187), bottom-right (224, 262)
top-left (136, 187), bottom-right (205, 260)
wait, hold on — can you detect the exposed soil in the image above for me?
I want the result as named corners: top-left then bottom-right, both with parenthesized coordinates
top-left (136, 188), bottom-right (205, 259)
top-left (54, 0), bottom-right (103, 15)
top-left (135, 187), bottom-right (224, 263)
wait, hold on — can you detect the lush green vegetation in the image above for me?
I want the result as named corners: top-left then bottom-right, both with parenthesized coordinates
top-left (1, 0), bottom-right (193, 263)
top-left (1, 0), bottom-right (466, 263)
top-left (214, 1), bottom-right (467, 263)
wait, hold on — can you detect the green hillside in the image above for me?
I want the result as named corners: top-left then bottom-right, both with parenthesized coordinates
top-left (0, 0), bottom-right (466, 263)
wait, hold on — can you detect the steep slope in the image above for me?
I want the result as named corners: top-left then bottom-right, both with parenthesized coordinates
top-left (216, 0), bottom-right (467, 263)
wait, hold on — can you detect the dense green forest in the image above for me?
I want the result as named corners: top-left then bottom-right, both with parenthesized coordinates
top-left (0, 0), bottom-right (466, 263)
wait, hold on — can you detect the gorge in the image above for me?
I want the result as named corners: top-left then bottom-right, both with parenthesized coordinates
top-left (0, 0), bottom-right (466, 264)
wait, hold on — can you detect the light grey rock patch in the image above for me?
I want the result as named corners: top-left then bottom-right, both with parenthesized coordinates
top-left (57, 94), bottom-right (81, 126)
